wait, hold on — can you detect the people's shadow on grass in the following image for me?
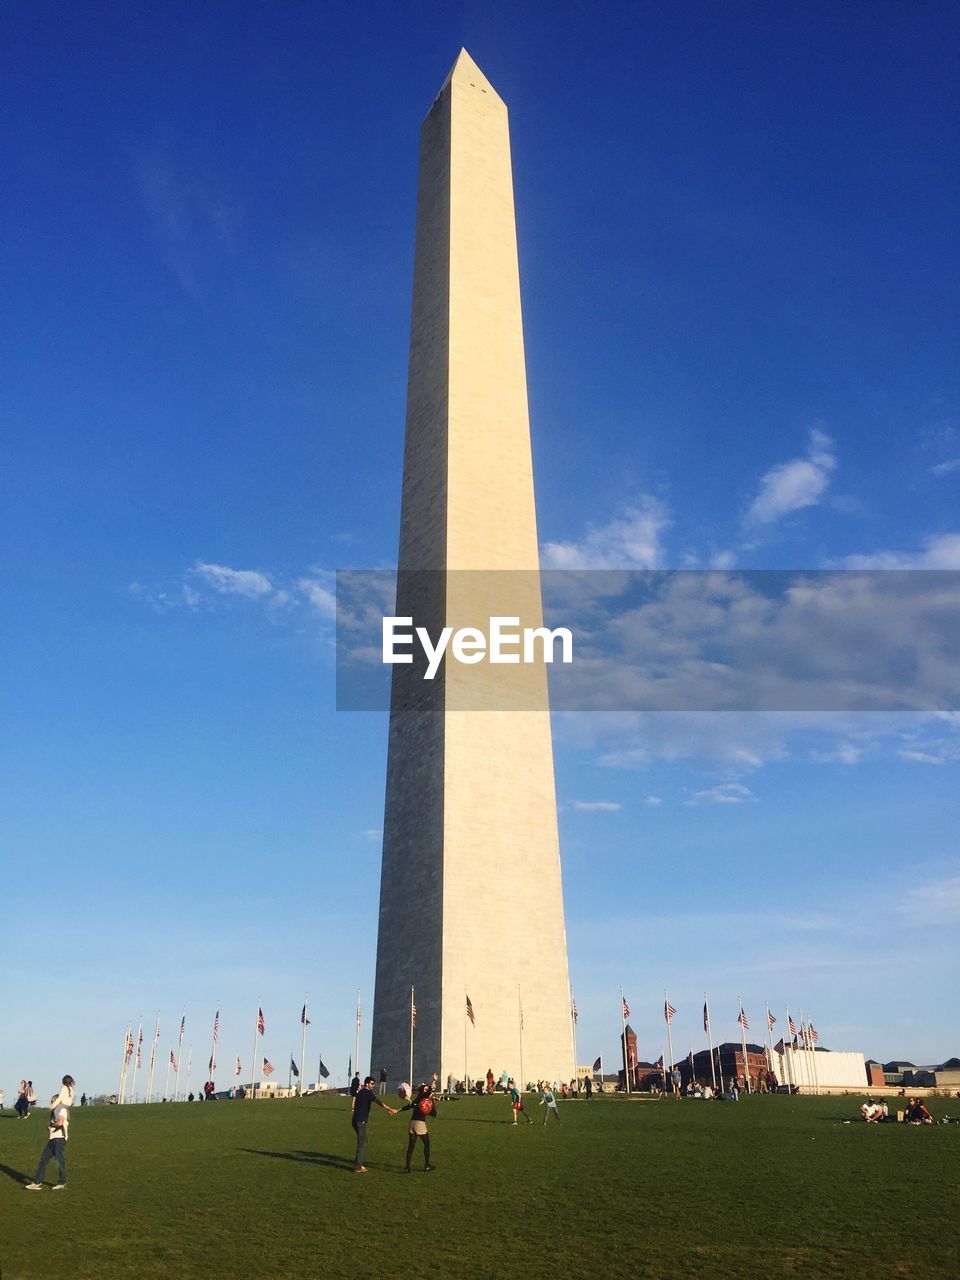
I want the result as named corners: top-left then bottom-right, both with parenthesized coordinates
top-left (0, 1162), bottom-right (26, 1185)
top-left (445, 1116), bottom-right (511, 1124)
top-left (242, 1148), bottom-right (380, 1174)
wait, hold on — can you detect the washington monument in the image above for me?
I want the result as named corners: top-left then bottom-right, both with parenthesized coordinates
top-left (370, 51), bottom-right (574, 1086)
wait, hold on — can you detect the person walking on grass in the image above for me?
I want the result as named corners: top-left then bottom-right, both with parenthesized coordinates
top-left (25, 1096), bottom-right (70, 1190)
top-left (509, 1079), bottom-right (532, 1126)
top-left (398, 1083), bottom-right (437, 1172)
top-left (539, 1082), bottom-right (561, 1126)
top-left (351, 1076), bottom-right (396, 1173)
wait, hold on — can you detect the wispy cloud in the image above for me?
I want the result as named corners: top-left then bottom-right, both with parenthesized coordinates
top-left (191, 561), bottom-right (273, 598)
top-left (644, 794), bottom-right (663, 806)
top-left (137, 149), bottom-right (243, 300)
top-left (899, 875), bottom-right (960, 926)
top-left (571, 800), bottom-right (621, 812)
top-left (932, 458), bottom-right (960, 477)
top-left (542, 497), bottom-right (670, 569)
top-left (745, 427), bottom-right (836, 526)
top-left (684, 781), bottom-right (756, 806)
top-left (840, 532), bottom-right (960, 570)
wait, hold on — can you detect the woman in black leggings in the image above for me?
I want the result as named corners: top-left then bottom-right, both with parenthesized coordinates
top-left (399, 1083), bottom-right (437, 1172)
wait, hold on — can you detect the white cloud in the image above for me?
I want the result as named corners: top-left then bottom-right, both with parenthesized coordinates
top-left (898, 749), bottom-right (945, 765)
top-left (192, 561), bottom-right (273, 598)
top-left (745, 427), bottom-right (836, 526)
top-left (810, 744), bottom-right (862, 765)
top-left (298, 575), bottom-right (337, 618)
top-left (571, 800), bottom-right (621, 811)
top-left (932, 458), bottom-right (960, 477)
top-left (359, 828), bottom-right (383, 840)
top-left (841, 532), bottom-right (960, 570)
top-left (899, 875), bottom-right (960, 926)
top-left (710, 550), bottom-right (736, 569)
top-left (684, 782), bottom-right (756, 806)
top-left (644, 795), bottom-right (663, 806)
top-left (542, 497), bottom-right (670, 569)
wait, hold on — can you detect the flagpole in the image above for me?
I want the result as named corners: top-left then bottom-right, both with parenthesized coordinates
top-left (619, 988), bottom-right (630, 1094)
top-left (298, 994), bottom-right (308, 1096)
top-left (250, 1002), bottom-right (260, 1101)
top-left (764, 1001), bottom-right (774, 1078)
top-left (128, 1018), bottom-right (142, 1104)
top-left (207, 1007), bottom-right (218, 1088)
top-left (659, 1046), bottom-right (666, 1092)
top-left (146, 1013), bottom-right (160, 1103)
top-left (354, 990), bottom-right (361, 1081)
top-left (409, 986), bottom-right (415, 1086)
top-left (664, 990), bottom-right (675, 1075)
top-left (186, 1046), bottom-right (193, 1097)
top-left (704, 995), bottom-right (717, 1094)
top-left (163, 1049), bottom-right (172, 1102)
top-left (288, 1050), bottom-right (293, 1091)
top-left (518, 985), bottom-right (524, 1092)
top-left (570, 987), bottom-right (578, 1084)
top-left (175, 1010), bottom-right (186, 1102)
top-left (463, 988), bottom-right (468, 1087)
top-left (806, 1016), bottom-right (821, 1096)
top-left (118, 1024), bottom-right (131, 1104)
top-left (784, 1006), bottom-right (795, 1091)
top-left (738, 997), bottom-right (751, 1093)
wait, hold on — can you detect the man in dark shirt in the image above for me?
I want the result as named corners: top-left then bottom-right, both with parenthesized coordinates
top-left (379, 1066), bottom-right (388, 1095)
top-left (349, 1072), bottom-right (361, 1098)
top-left (351, 1077), bottom-right (396, 1172)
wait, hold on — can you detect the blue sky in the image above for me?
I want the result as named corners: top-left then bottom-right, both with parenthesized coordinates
top-left (2, 1), bottom-right (958, 1095)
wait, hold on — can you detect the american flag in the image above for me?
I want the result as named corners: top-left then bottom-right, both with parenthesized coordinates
top-left (257, 1007), bottom-right (265, 1036)
top-left (169, 1050), bottom-right (177, 1070)
top-left (571, 1000), bottom-right (578, 1024)
top-left (664, 1000), bottom-right (675, 1025)
top-left (180, 1015), bottom-right (186, 1037)
top-left (800, 1024), bottom-right (810, 1047)
top-left (767, 1010), bottom-right (777, 1031)
top-left (520, 1003), bottom-right (524, 1031)
top-left (136, 1028), bottom-right (143, 1068)
top-left (774, 1038), bottom-right (785, 1055)
top-left (738, 1006), bottom-right (750, 1031)
top-left (318, 1058), bottom-right (331, 1079)
top-left (301, 1003), bottom-right (310, 1027)
top-left (212, 1010), bottom-right (220, 1043)
top-left (208, 1054), bottom-right (216, 1073)
top-left (809, 1023), bottom-right (820, 1045)
top-left (788, 1015), bottom-right (797, 1037)
top-left (356, 1000), bottom-right (362, 1029)
top-left (655, 1054), bottom-right (664, 1069)
top-left (235, 1056), bottom-right (241, 1077)
top-left (622, 995), bottom-right (631, 1019)
top-left (411, 1002), bottom-right (417, 1029)
top-left (466, 994), bottom-right (476, 1027)
top-left (125, 1031), bottom-right (134, 1062)
top-left (290, 1057), bottom-right (299, 1078)
top-left (262, 1058), bottom-right (275, 1077)
top-left (592, 1056), bottom-right (602, 1071)
top-left (703, 1001), bottom-right (709, 1032)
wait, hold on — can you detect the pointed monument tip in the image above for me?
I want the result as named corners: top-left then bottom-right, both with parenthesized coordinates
top-left (437, 47), bottom-right (502, 102)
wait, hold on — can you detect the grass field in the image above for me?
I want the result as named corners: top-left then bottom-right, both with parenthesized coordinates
top-left (1, 1092), bottom-right (957, 1279)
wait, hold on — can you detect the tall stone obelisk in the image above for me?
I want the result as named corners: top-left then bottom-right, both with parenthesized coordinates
top-left (370, 50), bottom-right (573, 1087)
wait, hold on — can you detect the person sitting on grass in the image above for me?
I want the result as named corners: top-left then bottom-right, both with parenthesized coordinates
top-left (860, 1100), bottom-right (884, 1123)
top-left (398, 1083), bottom-right (437, 1172)
top-left (25, 1097), bottom-right (70, 1191)
top-left (905, 1098), bottom-right (933, 1125)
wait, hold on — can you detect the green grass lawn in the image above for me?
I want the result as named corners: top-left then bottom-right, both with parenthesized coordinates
top-left (1, 1092), bottom-right (957, 1279)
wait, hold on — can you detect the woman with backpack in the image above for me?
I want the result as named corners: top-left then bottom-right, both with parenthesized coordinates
top-left (399, 1083), bottom-right (437, 1173)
